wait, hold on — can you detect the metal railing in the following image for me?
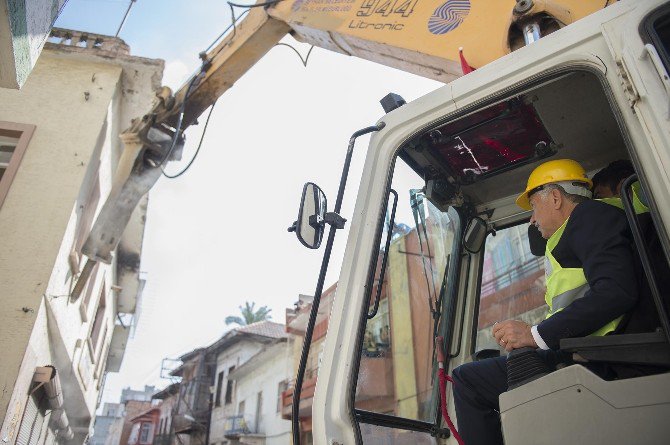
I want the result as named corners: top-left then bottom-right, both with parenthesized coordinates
top-left (48, 28), bottom-right (130, 55)
top-left (152, 434), bottom-right (173, 445)
top-left (224, 414), bottom-right (257, 436)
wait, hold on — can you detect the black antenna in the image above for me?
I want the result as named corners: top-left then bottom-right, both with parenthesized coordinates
top-left (116, 0), bottom-right (138, 38)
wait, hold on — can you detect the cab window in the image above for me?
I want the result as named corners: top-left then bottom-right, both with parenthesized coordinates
top-left (474, 223), bottom-right (547, 352)
top-left (643, 4), bottom-right (670, 73)
top-left (354, 155), bottom-right (460, 429)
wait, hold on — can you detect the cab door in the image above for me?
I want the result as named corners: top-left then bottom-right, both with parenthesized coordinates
top-left (603, 2), bottom-right (670, 249)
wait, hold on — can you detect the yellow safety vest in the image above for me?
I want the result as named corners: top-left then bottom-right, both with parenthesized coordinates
top-left (543, 188), bottom-right (648, 337)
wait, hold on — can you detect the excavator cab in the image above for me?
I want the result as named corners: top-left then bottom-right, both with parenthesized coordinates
top-left (290, 1), bottom-right (670, 444)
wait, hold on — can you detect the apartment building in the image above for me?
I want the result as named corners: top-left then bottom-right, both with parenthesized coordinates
top-left (0, 28), bottom-right (163, 444)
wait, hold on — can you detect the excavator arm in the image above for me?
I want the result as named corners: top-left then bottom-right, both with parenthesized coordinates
top-left (81, 0), bottom-right (607, 269)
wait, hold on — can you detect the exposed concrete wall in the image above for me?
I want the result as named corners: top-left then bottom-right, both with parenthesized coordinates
top-left (0, 0), bottom-right (66, 89)
top-left (0, 41), bottom-right (162, 443)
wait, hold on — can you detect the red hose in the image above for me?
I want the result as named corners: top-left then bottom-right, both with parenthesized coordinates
top-left (436, 336), bottom-right (465, 445)
top-left (438, 368), bottom-right (465, 445)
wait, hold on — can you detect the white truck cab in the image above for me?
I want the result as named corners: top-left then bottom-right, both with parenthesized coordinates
top-left (291, 1), bottom-right (670, 443)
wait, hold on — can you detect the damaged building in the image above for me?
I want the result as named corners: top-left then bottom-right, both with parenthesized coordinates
top-left (0, 28), bottom-right (164, 443)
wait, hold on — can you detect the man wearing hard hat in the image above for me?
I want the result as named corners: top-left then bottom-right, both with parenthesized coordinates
top-left (451, 159), bottom-right (640, 445)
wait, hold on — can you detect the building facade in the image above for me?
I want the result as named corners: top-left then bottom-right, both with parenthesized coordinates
top-left (225, 339), bottom-right (292, 445)
top-left (95, 386), bottom-right (157, 445)
top-left (128, 406), bottom-right (161, 445)
top-left (151, 383), bottom-right (179, 445)
top-left (208, 321), bottom-right (287, 445)
top-left (90, 403), bottom-right (123, 445)
top-left (0, 28), bottom-right (163, 444)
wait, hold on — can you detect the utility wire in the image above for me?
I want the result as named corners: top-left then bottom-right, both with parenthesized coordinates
top-left (116, 0), bottom-right (137, 37)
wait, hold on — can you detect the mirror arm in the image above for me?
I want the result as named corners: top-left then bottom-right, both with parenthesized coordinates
top-left (324, 212), bottom-right (347, 229)
top-left (287, 221), bottom-right (297, 232)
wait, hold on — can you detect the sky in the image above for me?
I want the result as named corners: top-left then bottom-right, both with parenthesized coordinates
top-left (54, 0), bottom-right (441, 404)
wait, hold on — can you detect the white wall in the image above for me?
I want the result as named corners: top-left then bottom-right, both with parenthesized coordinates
top-left (235, 341), bottom-right (292, 445)
top-left (0, 41), bottom-right (162, 443)
top-left (209, 339), bottom-right (264, 445)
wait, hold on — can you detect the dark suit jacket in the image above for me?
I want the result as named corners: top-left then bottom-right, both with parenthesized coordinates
top-left (536, 200), bottom-right (639, 349)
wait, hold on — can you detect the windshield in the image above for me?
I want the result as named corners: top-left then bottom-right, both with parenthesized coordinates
top-left (354, 156), bottom-right (459, 428)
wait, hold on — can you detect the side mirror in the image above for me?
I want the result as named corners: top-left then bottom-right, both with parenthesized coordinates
top-left (463, 217), bottom-right (488, 253)
top-left (291, 182), bottom-right (327, 249)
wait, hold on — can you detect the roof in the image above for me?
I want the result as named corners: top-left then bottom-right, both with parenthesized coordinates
top-left (152, 382), bottom-right (180, 400)
top-left (178, 347), bottom-right (205, 361)
top-left (207, 321), bottom-right (286, 354)
top-left (227, 339), bottom-right (288, 380)
top-left (236, 321), bottom-right (286, 338)
top-left (130, 405), bottom-right (161, 423)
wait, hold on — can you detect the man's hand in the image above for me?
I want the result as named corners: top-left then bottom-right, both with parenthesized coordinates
top-left (492, 320), bottom-right (538, 352)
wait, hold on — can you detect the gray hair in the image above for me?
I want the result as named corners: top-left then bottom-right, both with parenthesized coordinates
top-left (535, 182), bottom-right (591, 205)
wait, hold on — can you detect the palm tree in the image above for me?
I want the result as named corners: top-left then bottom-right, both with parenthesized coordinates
top-left (225, 301), bottom-right (272, 326)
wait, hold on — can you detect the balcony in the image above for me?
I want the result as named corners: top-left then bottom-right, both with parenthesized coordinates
top-left (224, 414), bottom-right (258, 439)
top-left (356, 355), bottom-right (394, 400)
top-left (48, 28), bottom-right (130, 56)
top-left (280, 375), bottom-right (317, 420)
top-left (152, 434), bottom-right (173, 445)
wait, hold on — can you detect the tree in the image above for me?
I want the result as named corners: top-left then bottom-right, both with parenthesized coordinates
top-left (225, 301), bottom-right (272, 326)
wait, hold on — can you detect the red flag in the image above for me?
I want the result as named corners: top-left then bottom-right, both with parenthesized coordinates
top-left (459, 47), bottom-right (475, 74)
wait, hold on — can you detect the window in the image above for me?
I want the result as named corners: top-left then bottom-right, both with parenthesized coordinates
top-left (69, 172), bottom-right (100, 274)
top-left (363, 299), bottom-right (390, 357)
top-left (474, 223), bottom-right (547, 352)
top-left (0, 134), bottom-right (17, 183)
top-left (215, 371), bottom-right (224, 407)
top-left (139, 422), bottom-right (153, 444)
top-left (255, 391), bottom-right (263, 432)
top-left (238, 399), bottom-right (245, 415)
top-left (354, 155), bottom-right (460, 423)
top-left (0, 122), bottom-right (35, 209)
top-left (79, 263), bottom-right (100, 320)
top-left (302, 431), bottom-right (313, 445)
top-left (643, 4), bottom-right (670, 73)
top-left (224, 366), bottom-right (235, 404)
top-left (128, 423), bottom-right (140, 444)
top-left (277, 380), bottom-right (288, 412)
top-left (88, 286), bottom-right (107, 359)
top-left (16, 394), bottom-right (45, 445)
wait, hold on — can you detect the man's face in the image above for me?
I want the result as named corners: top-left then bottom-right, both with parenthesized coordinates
top-left (593, 184), bottom-right (614, 199)
top-left (529, 191), bottom-right (560, 239)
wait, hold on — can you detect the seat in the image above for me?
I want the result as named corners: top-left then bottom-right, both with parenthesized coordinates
top-left (560, 331), bottom-right (670, 367)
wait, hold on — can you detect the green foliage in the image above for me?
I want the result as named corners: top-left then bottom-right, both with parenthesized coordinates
top-left (224, 301), bottom-right (272, 326)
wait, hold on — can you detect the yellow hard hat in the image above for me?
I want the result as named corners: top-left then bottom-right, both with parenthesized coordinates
top-left (516, 159), bottom-right (593, 210)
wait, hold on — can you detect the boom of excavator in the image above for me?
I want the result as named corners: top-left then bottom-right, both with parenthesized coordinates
top-left (83, 0), bottom-right (606, 264)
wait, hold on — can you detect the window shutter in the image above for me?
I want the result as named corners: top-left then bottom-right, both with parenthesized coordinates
top-left (16, 395), bottom-right (45, 445)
